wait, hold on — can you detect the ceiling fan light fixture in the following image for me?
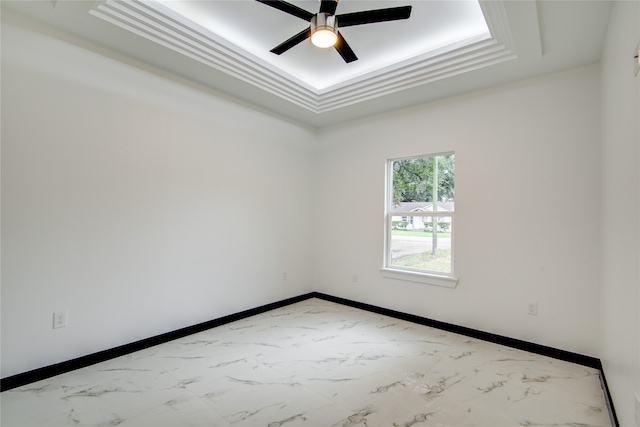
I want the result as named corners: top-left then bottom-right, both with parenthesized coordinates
top-left (310, 13), bottom-right (338, 48)
top-left (311, 29), bottom-right (337, 48)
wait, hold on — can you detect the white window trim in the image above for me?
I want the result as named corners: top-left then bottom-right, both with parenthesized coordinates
top-left (379, 267), bottom-right (459, 288)
top-left (383, 154), bottom-right (458, 287)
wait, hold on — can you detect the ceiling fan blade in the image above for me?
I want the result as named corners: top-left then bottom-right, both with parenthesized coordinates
top-left (270, 27), bottom-right (312, 55)
top-left (319, 0), bottom-right (338, 15)
top-left (334, 32), bottom-right (357, 63)
top-left (255, 0), bottom-right (314, 21)
top-left (337, 6), bottom-right (412, 27)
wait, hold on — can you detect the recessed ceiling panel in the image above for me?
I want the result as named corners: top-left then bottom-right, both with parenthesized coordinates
top-left (89, 0), bottom-right (516, 113)
top-left (159, 0), bottom-right (490, 90)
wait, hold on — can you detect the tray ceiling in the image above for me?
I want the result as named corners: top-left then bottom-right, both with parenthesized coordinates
top-left (1, 0), bottom-right (613, 128)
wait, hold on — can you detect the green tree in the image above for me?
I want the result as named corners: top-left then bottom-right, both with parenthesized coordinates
top-left (392, 154), bottom-right (454, 205)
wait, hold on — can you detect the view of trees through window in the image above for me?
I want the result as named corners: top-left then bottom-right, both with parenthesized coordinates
top-left (388, 153), bottom-right (455, 275)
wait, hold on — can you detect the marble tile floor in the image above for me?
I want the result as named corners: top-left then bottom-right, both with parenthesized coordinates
top-left (1, 298), bottom-right (612, 427)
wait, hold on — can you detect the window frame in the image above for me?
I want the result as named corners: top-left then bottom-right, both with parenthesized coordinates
top-left (381, 152), bottom-right (459, 288)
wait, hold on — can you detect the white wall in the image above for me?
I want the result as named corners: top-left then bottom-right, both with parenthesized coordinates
top-left (314, 65), bottom-right (602, 357)
top-left (1, 16), bottom-right (316, 378)
top-left (2, 7), bottom-right (638, 423)
top-left (599, 2), bottom-right (640, 426)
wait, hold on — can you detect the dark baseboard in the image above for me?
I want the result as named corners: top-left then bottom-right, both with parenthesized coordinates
top-left (0, 292), bottom-right (315, 392)
top-left (310, 292), bottom-right (619, 426)
top-left (595, 360), bottom-right (620, 427)
top-left (311, 292), bottom-right (598, 367)
top-left (0, 291), bottom-right (619, 426)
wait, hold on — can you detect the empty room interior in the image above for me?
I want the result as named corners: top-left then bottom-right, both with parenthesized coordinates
top-left (1, 0), bottom-right (639, 426)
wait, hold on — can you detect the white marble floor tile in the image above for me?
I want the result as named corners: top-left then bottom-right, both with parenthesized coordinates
top-left (1, 298), bottom-right (612, 427)
top-left (0, 379), bottom-right (76, 427)
top-left (54, 355), bottom-right (188, 426)
top-left (196, 376), bottom-right (354, 426)
top-left (117, 393), bottom-right (229, 427)
top-left (375, 393), bottom-right (518, 427)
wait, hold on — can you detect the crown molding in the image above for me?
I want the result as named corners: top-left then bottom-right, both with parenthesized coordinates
top-left (90, 0), bottom-right (518, 114)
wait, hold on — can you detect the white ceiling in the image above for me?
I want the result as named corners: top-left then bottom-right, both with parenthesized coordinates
top-left (2, 0), bottom-right (613, 129)
top-left (159, 0), bottom-right (490, 90)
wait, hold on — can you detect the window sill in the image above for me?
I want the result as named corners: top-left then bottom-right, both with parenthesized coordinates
top-left (380, 268), bottom-right (459, 288)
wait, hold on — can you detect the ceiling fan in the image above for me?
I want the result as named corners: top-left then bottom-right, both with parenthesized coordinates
top-left (255, 0), bottom-right (412, 63)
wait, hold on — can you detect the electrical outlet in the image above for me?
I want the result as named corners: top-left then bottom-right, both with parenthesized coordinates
top-left (352, 274), bottom-right (358, 283)
top-left (53, 311), bottom-right (67, 329)
top-left (527, 302), bottom-right (538, 316)
top-left (282, 272), bottom-right (287, 281)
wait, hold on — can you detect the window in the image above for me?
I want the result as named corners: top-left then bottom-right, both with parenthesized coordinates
top-left (382, 153), bottom-right (458, 287)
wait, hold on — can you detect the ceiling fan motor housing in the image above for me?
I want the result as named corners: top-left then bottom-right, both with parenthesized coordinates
top-left (310, 13), bottom-right (338, 48)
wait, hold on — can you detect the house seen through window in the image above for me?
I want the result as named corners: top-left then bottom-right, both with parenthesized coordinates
top-left (385, 153), bottom-right (455, 276)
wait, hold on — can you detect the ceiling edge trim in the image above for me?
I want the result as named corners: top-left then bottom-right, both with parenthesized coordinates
top-left (317, 48), bottom-right (517, 113)
top-left (90, 0), bottom-right (518, 114)
top-left (320, 39), bottom-right (509, 99)
top-left (90, 0), bottom-right (320, 110)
